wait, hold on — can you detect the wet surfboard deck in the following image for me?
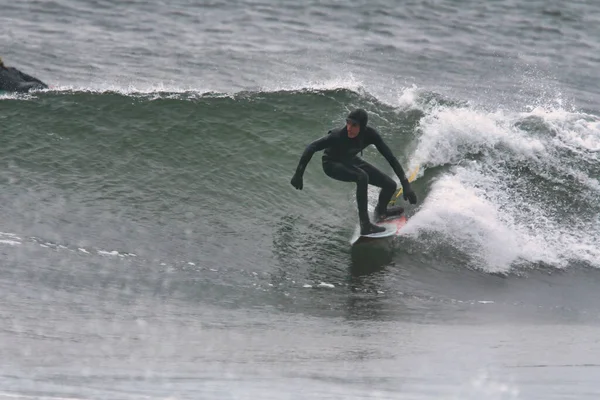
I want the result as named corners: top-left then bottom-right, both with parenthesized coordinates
top-left (350, 214), bottom-right (408, 245)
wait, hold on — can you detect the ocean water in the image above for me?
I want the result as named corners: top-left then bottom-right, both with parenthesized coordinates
top-left (1, 0), bottom-right (600, 399)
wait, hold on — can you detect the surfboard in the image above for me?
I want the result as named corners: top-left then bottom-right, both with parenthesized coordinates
top-left (350, 214), bottom-right (408, 245)
top-left (348, 165), bottom-right (419, 246)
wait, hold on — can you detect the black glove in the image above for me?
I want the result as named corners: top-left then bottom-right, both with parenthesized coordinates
top-left (291, 173), bottom-right (303, 190)
top-left (401, 180), bottom-right (417, 204)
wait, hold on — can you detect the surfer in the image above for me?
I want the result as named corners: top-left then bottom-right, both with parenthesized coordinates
top-left (0, 57), bottom-right (48, 93)
top-left (290, 108), bottom-right (418, 235)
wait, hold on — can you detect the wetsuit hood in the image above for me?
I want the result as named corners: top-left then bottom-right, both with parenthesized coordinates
top-left (347, 108), bottom-right (368, 131)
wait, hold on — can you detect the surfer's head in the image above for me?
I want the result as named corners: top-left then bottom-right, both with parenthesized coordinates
top-left (0, 57), bottom-right (4, 68)
top-left (346, 108), bottom-right (368, 136)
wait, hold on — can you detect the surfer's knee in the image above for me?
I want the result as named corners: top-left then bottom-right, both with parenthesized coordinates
top-left (385, 176), bottom-right (397, 192)
top-left (356, 169), bottom-right (369, 188)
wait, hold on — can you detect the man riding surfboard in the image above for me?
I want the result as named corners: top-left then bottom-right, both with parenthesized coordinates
top-left (291, 108), bottom-right (417, 235)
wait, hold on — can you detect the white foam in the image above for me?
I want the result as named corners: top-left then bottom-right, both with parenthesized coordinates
top-left (0, 92), bottom-right (35, 100)
top-left (403, 172), bottom-right (535, 273)
top-left (48, 82), bottom-right (205, 96)
top-left (0, 232), bottom-right (21, 240)
top-left (560, 166), bottom-right (600, 195)
top-left (405, 162), bottom-right (599, 271)
top-left (399, 97), bottom-right (600, 271)
top-left (317, 282), bottom-right (335, 288)
top-left (395, 84), bottom-right (420, 110)
top-left (0, 232), bottom-right (22, 246)
top-left (97, 250), bottom-right (119, 256)
top-left (526, 106), bottom-right (600, 154)
top-left (259, 73), bottom-right (364, 94)
top-left (413, 105), bottom-right (547, 168)
top-left (0, 240), bottom-right (21, 246)
top-left (46, 75), bottom-right (367, 101)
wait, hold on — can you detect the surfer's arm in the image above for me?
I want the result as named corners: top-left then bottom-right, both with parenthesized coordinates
top-left (372, 129), bottom-right (418, 204)
top-left (293, 135), bottom-right (333, 177)
top-left (371, 130), bottom-right (408, 183)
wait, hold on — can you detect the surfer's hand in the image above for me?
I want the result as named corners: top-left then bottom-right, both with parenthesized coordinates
top-left (291, 173), bottom-right (303, 190)
top-left (402, 181), bottom-right (417, 204)
top-left (404, 189), bottom-right (417, 204)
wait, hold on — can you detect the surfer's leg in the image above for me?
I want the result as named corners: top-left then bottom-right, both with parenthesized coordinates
top-left (323, 161), bottom-right (369, 222)
top-left (354, 160), bottom-right (403, 220)
top-left (323, 161), bottom-right (384, 234)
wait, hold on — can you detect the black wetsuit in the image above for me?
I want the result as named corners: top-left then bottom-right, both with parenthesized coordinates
top-left (293, 125), bottom-right (409, 226)
top-left (0, 66), bottom-right (48, 93)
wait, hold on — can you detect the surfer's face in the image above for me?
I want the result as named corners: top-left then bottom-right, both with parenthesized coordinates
top-left (346, 119), bottom-right (360, 137)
